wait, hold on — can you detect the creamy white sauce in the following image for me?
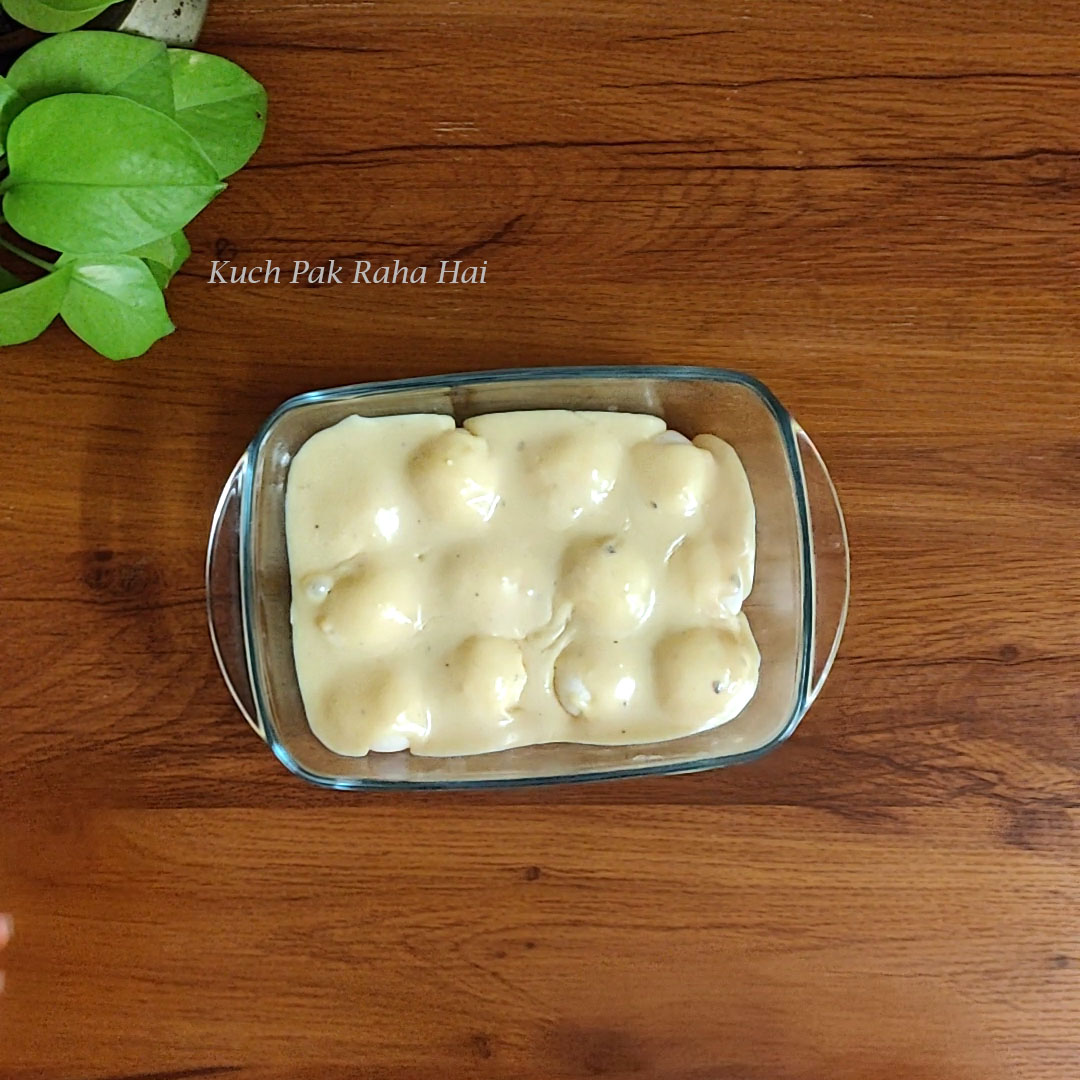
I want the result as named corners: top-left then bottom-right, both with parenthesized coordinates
top-left (285, 411), bottom-right (759, 757)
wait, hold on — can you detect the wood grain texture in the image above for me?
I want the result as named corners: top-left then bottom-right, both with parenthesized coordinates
top-left (1, 1), bottom-right (1078, 1077)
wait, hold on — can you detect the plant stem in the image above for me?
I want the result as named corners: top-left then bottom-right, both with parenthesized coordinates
top-left (0, 233), bottom-right (56, 273)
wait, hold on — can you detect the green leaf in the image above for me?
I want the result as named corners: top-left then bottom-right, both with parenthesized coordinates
top-left (58, 253), bottom-right (173, 360)
top-left (0, 266), bottom-right (24, 293)
top-left (7, 31), bottom-right (174, 115)
top-left (169, 49), bottom-right (267, 179)
top-left (14, 0), bottom-right (116, 8)
top-left (129, 229), bottom-right (190, 288)
top-left (0, 75), bottom-right (28, 151)
top-left (3, 94), bottom-right (224, 254)
top-left (0, 266), bottom-right (69, 345)
top-left (0, 0), bottom-right (115, 33)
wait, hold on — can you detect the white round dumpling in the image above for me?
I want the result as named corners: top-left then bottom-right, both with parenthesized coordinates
top-left (315, 563), bottom-right (421, 650)
top-left (445, 635), bottom-right (527, 719)
top-left (441, 544), bottom-right (552, 638)
top-left (559, 535), bottom-right (655, 635)
top-left (408, 428), bottom-right (500, 526)
top-left (652, 623), bottom-right (760, 730)
top-left (287, 478), bottom-right (405, 573)
top-left (528, 430), bottom-right (623, 527)
top-left (553, 640), bottom-right (640, 726)
top-left (631, 436), bottom-right (716, 517)
top-left (319, 666), bottom-right (430, 756)
top-left (668, 535), bottom-right (747, 619)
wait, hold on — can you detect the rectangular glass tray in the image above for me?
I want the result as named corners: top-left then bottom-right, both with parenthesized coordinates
top-left (207, 366), bottom-right (848, 789)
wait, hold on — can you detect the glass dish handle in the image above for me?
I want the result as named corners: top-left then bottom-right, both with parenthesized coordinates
top-left (206, 457), bottom-right (266, 742)
top-left (794, 423), bottom-right (850, 705)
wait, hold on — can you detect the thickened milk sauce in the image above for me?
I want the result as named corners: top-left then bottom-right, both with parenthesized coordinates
top-left (285, 411), bottom-right (759, 757)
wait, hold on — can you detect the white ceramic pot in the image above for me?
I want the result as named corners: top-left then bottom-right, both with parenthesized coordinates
top-left (1, 0), bottom-right (207, 58)
top-left (111, 0), bottom-right (208, 47)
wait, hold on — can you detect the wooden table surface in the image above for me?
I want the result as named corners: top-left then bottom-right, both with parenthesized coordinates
top-left (2, 1), bottom-right (1079, 1077)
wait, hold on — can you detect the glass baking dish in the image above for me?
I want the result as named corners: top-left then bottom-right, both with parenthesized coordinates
top-left (207, 366), bottom-right (848, 789)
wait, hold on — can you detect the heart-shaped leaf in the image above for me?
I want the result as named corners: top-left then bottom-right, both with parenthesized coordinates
top-left (169, 49), bottom-right (267, 179)
top-left (0, 0), bottom-right (115, 33)
top-left (58, 253), bottom-right (173, 360)
top-left (2, 94), bottom-right (224, 254)
top-left (0, 266), bottom-right (69, 345)
top-left (128, 229), bottom-right (190, 288)
top-left (7, 31), bottom-right (174, 115)
top-left (15, 0), bottom-right (115, 8)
